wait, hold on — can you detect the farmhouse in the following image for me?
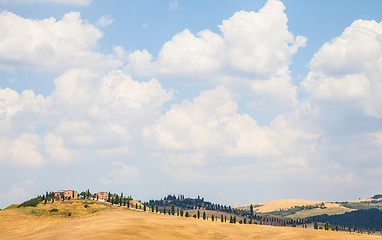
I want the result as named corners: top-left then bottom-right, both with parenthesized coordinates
top-left (55, 190), bottom-right (78, 199)
top-left (94, 192), bottom-right (109, 201)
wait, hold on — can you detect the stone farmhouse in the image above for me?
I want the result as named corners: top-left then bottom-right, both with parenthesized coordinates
top-left (54, 190), bottom-right (78, 199)
top-left (94, 192), bottom-right (109, 201)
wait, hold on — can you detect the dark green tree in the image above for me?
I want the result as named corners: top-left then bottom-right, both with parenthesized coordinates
top-left (180, 208), bottom-right (184, 217)
top-left (211, 214), bottom-right (214, 221)
top-left (171, 204), bottom-right (175, 215)
top-left (221, 215), bottom-right (224, 222)
top-left (244, 217), bottom-right (247, 224)
top-left (185, 211), bottom-right (189, 217)
top-left (177, 208), bottom-right (179, 216)
top-left (233, 216), bottom-right (236, 224)
top-left (250, 204), bottom-right (254, 216)
top-left (144, 202), bottom-right (147, 212)
top-left (136, 203), bottom-right (138, 209)
top-left (203, 211), bottom-right (206, 220)
top-left (164, 207), bottom-right (166, 214)
top-left (314, 222), bottom-right (318, 229)
top-left (151, 203), bottom-right (154, 212)
top-left (156, 205), bottom-right (158, 213)
top-left (325, 221), bottom-right (329, 230)
top-left (127, 199), bottom-right (130, 208)
top-left (197, 210), bottom-right (200, 219)
top-left (230, 216), bottom-right (233, 223)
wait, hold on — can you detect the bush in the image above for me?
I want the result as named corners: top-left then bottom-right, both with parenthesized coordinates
top-left (50, 208), bottom-right (59, 212)
top-left (84, 204), bottom-right (90, 208)
top-left (68, 212), bottom-right (72, 216)
top-left (18, 197), bottom-right (42, 208)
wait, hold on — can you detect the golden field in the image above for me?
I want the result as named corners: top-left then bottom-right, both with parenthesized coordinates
top-left (1, 201), bottom-right (381, 240)
top-left (236, 199), bottom-right (354, 218)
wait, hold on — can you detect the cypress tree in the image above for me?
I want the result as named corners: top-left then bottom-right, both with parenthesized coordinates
top-left (225, 216), bottom-right (227, 222)
top-left (233, 216), bottom-right (236, 224)
top-left (127, 199), bottom-right (130, 208)
top-left (244, 218), bottom-right (247, 224)
top-left (144, 202), bottom-right (146, 212)
top-left (221, 215), bottom-right (224, 222)
top-left (151, 203), bottom-right (154, 212)
top-left (156, 205), bottom-right (158, 213)
top-left (203, 212), bottom-right (206, 220)
top-left (230, 216), bottom-right (233, 223)
top-left (197, 210), bottom-right (200, 219)
top-left (136, 203), bottom-right (138, 209)
top-left (177, 208), bottom-right (179, 216)
top-left (314, 222), bottom-right (318, 229)
top-left (185, 212), bottom-right (189, 217)
top-left (250, 204), bottom-right (254, 216)
top-left (171, 204), bottom-right (175, 215)
top-left (164, 207), bottom-right (166, 214)
top-left (211, 214), bottom-right (214, 221)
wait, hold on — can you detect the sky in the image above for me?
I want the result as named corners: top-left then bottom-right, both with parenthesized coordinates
top-left (1, 0), bottom-right (382, 209)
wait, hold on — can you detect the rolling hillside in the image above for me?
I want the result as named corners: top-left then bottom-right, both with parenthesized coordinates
top-left (1, 201), bottom-right (381, 240)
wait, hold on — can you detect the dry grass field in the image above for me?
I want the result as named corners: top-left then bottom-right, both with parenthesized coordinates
top-left (236, 199), bottom-right (354, 218)
top-left (1, 201), bottom-right (381, 240)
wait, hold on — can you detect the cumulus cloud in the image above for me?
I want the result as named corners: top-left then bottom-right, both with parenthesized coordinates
top-left (144, 86), bottom-right (317, 161)
top-left (301, 19), bottom-right (382, 118)
top-left (127, 0), bottom-right (305, 107)
top-left (0, 69), bottom-right (172, 168)
top-left (0, 134), bottom-right (44, 167)
top-left (0, 11), bottom-right (121, 72)
top-left (100, 162), bottom-right (139, 184)
top-left (44, 132), bottom-right (77, 163)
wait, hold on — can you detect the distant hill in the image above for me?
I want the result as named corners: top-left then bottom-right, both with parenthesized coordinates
top-left (309, 208), bottom-right (382, 231)
top-left (234, 199), bottom-right (353, 218)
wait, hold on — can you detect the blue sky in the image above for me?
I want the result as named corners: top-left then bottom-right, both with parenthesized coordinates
top-left (1, 0), bottom-right (382, 209)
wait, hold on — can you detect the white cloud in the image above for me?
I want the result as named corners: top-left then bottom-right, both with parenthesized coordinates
top-left (0, 134), bottom-right (44, 167)
top-left (127, 0), bottom-right (305, 108)
top-left (0, 11), bottom-right (121, 72)
top-left (44, 132), bottom-right (77, 163)
top-left (301, 19), bottom-right (382, 118)
top-left (0, 0), bottom-right (92, 5)
top-left (144, 86), bottom-right (317, 159)
top-left (97, 14), bottom-right (113, 28)
top-left (100, 162), bottom-right (139, 184)
top-left (0, 69), bottom-right (172, 168)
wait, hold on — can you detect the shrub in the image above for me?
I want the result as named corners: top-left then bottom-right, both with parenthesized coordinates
top-left (68, 212), bottom-right (72, 216)
top-left (84, 204), bottom-right (90, 208)
top-left (50, 208), bottom-right (59, 212)
top-left (18, 197), bottom-right (42, 208)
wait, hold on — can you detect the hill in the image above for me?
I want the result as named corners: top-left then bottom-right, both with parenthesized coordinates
top-left (235, 199), bottom-right (354, 219)
top-left (1, 202), bottom-right (381, 240)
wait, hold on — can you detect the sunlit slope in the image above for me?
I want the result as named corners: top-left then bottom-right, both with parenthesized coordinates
top-left (236, 199), bottom-right (353, 218)
top-left (1, 207), bottom-right (381, 240)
